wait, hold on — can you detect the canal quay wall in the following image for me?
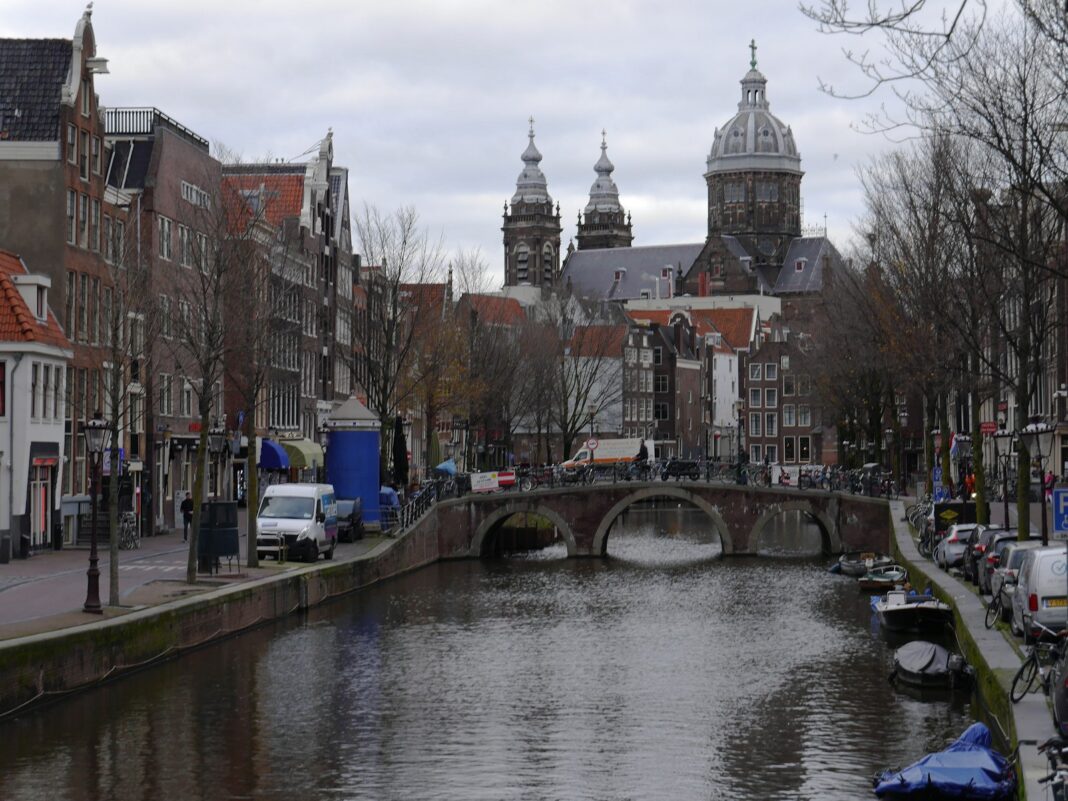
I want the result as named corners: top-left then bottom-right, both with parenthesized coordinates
top-left (888, 500), bottom-right (1049, 801)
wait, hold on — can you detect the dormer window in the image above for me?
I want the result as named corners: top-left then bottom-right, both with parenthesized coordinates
top-left (639, 289), bottom-right (651, 300)
top-left (795, 258), bottom-right (807, 272)
top-left (661, 267), bottom-right (672, 279)
top-left (613, 268), bottom-right (626, 281)
top-left (36, 287), bottom-right (46, 321)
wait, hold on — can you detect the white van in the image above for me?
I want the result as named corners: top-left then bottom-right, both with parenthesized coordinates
top-left (1011, 545), bottom-right (1068, 643)
top-left (256, 483), bottom-right (338, 562)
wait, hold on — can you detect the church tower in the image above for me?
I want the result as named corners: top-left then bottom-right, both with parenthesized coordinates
top-left (704, 41), bottom-right (802, 266)
top-left (576, 130), bottom-right (633, 251)
top-left (502, 119), bottom-right (562, 287)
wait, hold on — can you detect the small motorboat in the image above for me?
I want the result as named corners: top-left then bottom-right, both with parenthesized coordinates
top-left (889, 640), bottom-right (973, 689)
top-left (872, 590), bottom-right (954, 633)
top-left (857, 564), bottom-right (908, 591)
top-left (838, 551), bottom-right (894, 577)
top-left (873, 722), bottom-right (1014, 799)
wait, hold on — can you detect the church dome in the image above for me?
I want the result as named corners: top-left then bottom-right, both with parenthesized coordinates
top-left (512, 119), bottom-right (552, 204)
top-left (706, 45), bottom-right (801, 177)
top-left (584, 130), bottom-right (623, 213)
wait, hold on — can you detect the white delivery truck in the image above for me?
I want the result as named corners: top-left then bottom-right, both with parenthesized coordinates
top-left (562, 438), bottom-right (651, 469)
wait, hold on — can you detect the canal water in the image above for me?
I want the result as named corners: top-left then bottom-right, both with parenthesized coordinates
top-left (1, 504), bottom-right (979, 800)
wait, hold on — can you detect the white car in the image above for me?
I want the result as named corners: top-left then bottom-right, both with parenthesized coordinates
top-left (933, 523), bottom-right (978, 570)
top-left (994, 541), bottom-right (1046, 622)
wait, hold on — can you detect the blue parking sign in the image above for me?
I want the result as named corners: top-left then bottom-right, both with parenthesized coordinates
top-left (1054, 488), bottom-right (1068, 535)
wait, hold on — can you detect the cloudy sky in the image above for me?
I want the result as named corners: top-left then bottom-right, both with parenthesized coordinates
top-left (4, 0), bottom-right (945, 279)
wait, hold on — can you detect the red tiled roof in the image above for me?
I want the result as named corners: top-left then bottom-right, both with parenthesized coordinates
top-left (626, 306), bottom-right (755, 350)
top-left (463, 294), bottom-right (525, 326)
top-left (569, 325), bottom-right (626, 357)
top-left (221, 173), bottom-right (305, 228)
top-left (0, 250), bottom-right (71, 350)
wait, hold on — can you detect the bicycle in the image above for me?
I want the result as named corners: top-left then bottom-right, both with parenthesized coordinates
top-left (1010, 622), bottom-right (1068, 702)
top-left (1039, 736), bottom-right (1068, 801)
top-left (118, 512), bottom-right (140, 550)
top-left (985, 592), bottom-right (1003, 630)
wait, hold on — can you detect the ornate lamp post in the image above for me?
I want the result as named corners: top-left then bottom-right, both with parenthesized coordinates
top-left (1018, 416), bottom-right (1055, 545)
top-left (83, 411), bottom-right (111, 614)
top-left (318, 424), bottom-right (330, 483)
top-left (207, 420), bottom-right (226, 498)
top-left (992, 424), bottom-right (1014, 528)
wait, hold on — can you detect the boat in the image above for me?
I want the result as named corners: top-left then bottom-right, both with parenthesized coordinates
top-left (872, 590), bottom-right (954, 632)
top-left (873, 722), bottom-right (1015, 799)
top-left (857, 564), bottom-right (909, 591)
top-left (839, 551), bottom-right (894, 577)
top-left (889, 640), bottom-right (973, 689)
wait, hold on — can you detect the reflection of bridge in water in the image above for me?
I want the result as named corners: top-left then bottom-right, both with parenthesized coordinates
top-left (421, 482), bottom-right (891, 559)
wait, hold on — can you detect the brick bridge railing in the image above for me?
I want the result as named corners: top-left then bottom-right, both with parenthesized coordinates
top-left (401, 481), bottom-right (891, 559)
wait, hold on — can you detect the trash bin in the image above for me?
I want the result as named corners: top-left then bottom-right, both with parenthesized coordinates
top-left (19, 533), bottom-right (30, 560)
top-left (198, 501), bottom-right (239, 574)
top-left (52, 521), bottom-right (63, 551)
top-left (0, 533), bottom-right (10, 564)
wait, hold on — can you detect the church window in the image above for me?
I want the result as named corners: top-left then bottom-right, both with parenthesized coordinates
top-left (756, 182), bottom-right (778, 202)
top-left (725, 183), bottom-right (745, 203)
top-left (515, 245), bottom-right (529, 282)
top-left (542, 244), bottom-right (554, 282)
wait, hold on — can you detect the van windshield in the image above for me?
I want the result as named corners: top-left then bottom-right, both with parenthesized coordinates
top-left (1009, 549), bottom-right (1031, 569)
top-left (258, 496), bottom-right (314, 520)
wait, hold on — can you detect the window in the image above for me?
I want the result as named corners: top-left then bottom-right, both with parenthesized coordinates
top-left (756, 182), bottom-right (779, 201)
top-left (799, 436), bottom-right (811, 462)
top-left (765, 444), bottom-right (778, 463)
top-left (798, 405), bottom-right (812, 427)
top-left (749, 362), bottom-right (762, 381)
top-left (113, 219), bottom-right (125, 266)
top-left (197, 233), bottom-right (208, 271)
top-left (79, 130), bottom-right (89, 180)
top-left (749, 412), bottom-right (761, 436)
top-left (750, 444), bottom-right (762, 463)
top-left (66, 190), bottom-right (76, 244)
top-left (159, 374), bottom-right (172, 415)
top-left (783, 404), bottom-right (796, 427)
top-left (749, 388), bottom-right (761, 408)
top-left (90, 199), bottom-right (100, 251)
top-left (655, 402), bottom-right (669, 421)
top-left (654, 374), bottom-right (668, 393)
top-left (101, 287), bottom-right (112, 346)
top-left (784, 437), bottom-right (796, 462)
top-left (181, 181), bottom-right (211, 208)
top-left (78, 273), bottom-right (87, 341)
top-left (794, 259), bottom-right (806, 273)
top-left (765, 413), bottom-right (777, 437)
top-left (765, 363), bottom-right (777, 381)
top-left (178, 225), bottom-right (191, 267)
top-left (67, 125), bottom-right (77, 164)
top-left (103, 215), bottom-right (112, 261)
top-left (765, 388), bottom-right (777, 408)
top-left (31, 362), bottom-right (39, 418)
top-left (90, 277), bottom-right (99, 344)
top-left (81, 84), bottom-right (90, 116)
top-left (158, 216), bottom-right (173, 260)
top-left (53, 367), bottom-right (62, 419)
top-left (625, 346), bottom-right (637, 364)
top-left (79, 194), bottom-right (88, 247)
top-left (180, 379), bottom-right (192, 417)
top-left (781, 355), bottom-right (790, 370)
top-left (725, 183), bottom-right (745, 203)
top-left (65, 272), bottom-right (75, 334)
top-left (42, 365), bottom-right (51, 420)
top-left (91, 136), bottom-right (101, 175)
top-left (783, 375), bottom-right (795, 396)
top-left (515, 245), bottom-right (529, 282)
top-left (160, 295), bottom-right (171, 338)
top-left (653, 347), bottom-right (662, 365)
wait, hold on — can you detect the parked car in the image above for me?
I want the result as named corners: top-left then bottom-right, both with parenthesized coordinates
top-left (336, 497), bottom-right (363, 543)
top-left (979, 531), bottom-right (1043, 595)
top-left (256, 483), bottom-right (338, 562)
top-left (1011, 546), bottom-right (1068, 644)
top-left (994, 540), bottom-right (1047, 623)
top-left (963, 525), bottom-right (1010, 586)
top-left (934, 523), bottom-right (978, 570)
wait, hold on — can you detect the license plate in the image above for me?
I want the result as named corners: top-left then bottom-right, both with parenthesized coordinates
top-left (1045, 598), bottom-right (1068, 608)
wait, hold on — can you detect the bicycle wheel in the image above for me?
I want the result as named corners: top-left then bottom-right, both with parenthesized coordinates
top-left (1011, 654), bottom-right (1039, 702)
top-left (985, 596), bottom-right (1001, 629)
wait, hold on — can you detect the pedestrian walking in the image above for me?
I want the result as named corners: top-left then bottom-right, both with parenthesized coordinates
top-left (181, 492), bottom-right (193, 541)
top-left (1046, 469), bottom-right (1055, 500)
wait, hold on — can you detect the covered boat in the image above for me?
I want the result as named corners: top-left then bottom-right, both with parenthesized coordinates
top-left (872, 590), bottom-right (954, 633)
top-left (873, 722), bottom-right (1015, 799)
top-left (889, 640), bottom-right (972, 689)
top-left (839, 551), bottom-right (894, 577)
top-left (858, 564), bottom-right (909, 591)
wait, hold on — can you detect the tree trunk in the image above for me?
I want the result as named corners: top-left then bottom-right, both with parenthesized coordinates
top-left (186, 405), bottom-right (210, 584)
top-left (924, 392), bottom-right (936, 495)
top-left (970, 349), bottom-right (988, 524)
top-left (246, 415), bottom-right (259, 569)
top-left (107, 444), bottom-right (120, 606)
top-left (938, 394), bottom-right (953, 495)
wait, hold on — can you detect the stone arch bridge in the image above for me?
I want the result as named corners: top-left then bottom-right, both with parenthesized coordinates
top-left (419, 482), bottom-right (891, 559)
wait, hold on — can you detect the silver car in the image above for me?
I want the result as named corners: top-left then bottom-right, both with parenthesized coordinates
top-left (934, 523), bottom-right (978, 570)
top-left (994, 540), bottom-right (1046, 621)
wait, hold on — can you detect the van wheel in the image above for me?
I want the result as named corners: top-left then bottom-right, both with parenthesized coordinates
top-left (324, 541), bottom-right (335, 560)
top-left (306, 542), bottom-right (318, 562)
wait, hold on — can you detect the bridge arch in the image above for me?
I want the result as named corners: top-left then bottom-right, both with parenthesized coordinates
top-left (470, 501), bottom-right (577, 558)
top-left (590, 486), bottom-right (732, 557)
top-left (745, 500), bottom-right (840, 555)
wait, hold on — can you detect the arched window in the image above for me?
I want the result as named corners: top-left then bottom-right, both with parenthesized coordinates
top-left (515, 244), bottom-right (530, 283)
top-left (542, 244), bottom-right (555, 282)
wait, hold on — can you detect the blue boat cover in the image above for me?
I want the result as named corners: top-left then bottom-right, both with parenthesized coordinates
top-left (434, 458), bottom-right (457, 476)
top-left (873, 723), bottom-right (1016, 799)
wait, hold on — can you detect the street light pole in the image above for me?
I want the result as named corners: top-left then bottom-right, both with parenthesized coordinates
top-left (1019, 417), bottom-right (1055, 545)
top-left (83, 411), bottom-right (110, 614)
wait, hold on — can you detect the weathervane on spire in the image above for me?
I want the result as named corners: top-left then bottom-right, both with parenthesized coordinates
top-left (528, 115), bottom-right (535, 137)
top-left (601, 128), bottom-right (607, 148)
top-left (749, 38), bottom-right (758, 69)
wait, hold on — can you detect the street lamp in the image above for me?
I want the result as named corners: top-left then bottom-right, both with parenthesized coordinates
top-left (992, 425), bottom-right (1015, 529)
top-left (208, 420), bottom-right (226, 499)
top-left (1018, 416), bottom-right (1055, 546)
top-left (884, 427), bottom-right (894, 476)
top-left (83, 410), bottom-right (111, 614)
top-left (318, 424), bottom-right (330, 483)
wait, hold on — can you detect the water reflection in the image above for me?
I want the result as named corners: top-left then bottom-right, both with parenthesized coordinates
top-left (1, 508), bottom-right (977, 801)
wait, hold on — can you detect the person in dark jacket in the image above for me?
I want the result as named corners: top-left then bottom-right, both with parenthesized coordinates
top-left (180, 492), bottom-right (193, 541)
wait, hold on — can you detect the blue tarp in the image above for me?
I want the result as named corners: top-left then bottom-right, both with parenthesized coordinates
top-left (873, 723), bottom-right (1016, 799)
top-left (258, 439), bottom-right (290, 470)
top-left (379, 485), bottom-right (400, 508)
top-left (434, 459), bottom-right (457, 477)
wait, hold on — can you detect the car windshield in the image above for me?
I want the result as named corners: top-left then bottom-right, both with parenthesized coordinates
top-left (337, 500), bottom-right (354, 515)
top-left (258, 496), bottom-right (315, 520)
top-left (1008, 549), bottom-right (1031, 569)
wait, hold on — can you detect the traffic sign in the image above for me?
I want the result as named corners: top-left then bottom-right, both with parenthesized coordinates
top-left (980, 421), bottom-right (998, 435)
top-left (1054, 488), bottom-right (1068, 535)
top-left (932, 466), bottom-right (943, 482)
top-left (586, 438), bottom-right (599, 451)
